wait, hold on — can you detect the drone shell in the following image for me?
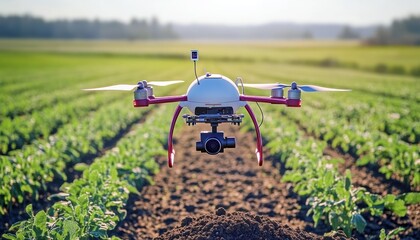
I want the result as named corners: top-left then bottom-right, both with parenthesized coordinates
top-left (180, 74), bottom-right (246, 113)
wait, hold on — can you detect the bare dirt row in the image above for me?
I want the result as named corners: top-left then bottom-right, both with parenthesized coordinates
top-left (115, 124), bottom-right (333, 239)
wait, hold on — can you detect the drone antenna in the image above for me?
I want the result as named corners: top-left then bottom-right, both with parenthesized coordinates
top-left (194, 61), bottom-right (200, 85)
top-left (236, 77), bottom-right (264, 127)
top-left (191, 50), bottom-right (200, 85)
top-left (236, 77), bottom-right (245, 94)
top-left (256, 101), bottom-right (264, 128)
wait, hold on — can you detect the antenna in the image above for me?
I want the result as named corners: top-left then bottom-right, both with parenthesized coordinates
top-left (191, 50), bottom-right (200, 85)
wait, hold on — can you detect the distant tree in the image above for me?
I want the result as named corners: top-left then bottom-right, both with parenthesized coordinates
top-left (302, 31), bottom-right (313, 39)
top-left (0, 15), bottom-right (178, 40)
top-left (367, 15), bottom-right (420, 45)
top-left (338, 26), bottom-right (360, 39)
top-left (367, 26), bottom-right (390, 45)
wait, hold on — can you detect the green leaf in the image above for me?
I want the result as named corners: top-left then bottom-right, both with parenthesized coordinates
top-left (34, 210), bottom-right (47, 230)
top-left (328, 212), bottom-right (340, 230)
top-left (357, 156), bottom-right (371, 166)
top-left (48, 192), bottom-right (69, 201)
top-left (89, 170), bottom-right (100, 183)
top-left (344, 170), bottom-right (351, 191)
top-left (351, 213), bottom-right (367, 233)
top-left (2, 234), bottom-right (17, 240)
top-left (387, 227), bottom-right (405, 238)
top-left (74, 163), bottom-right (89, 172)
top-left (401, 192), bottom-right (420, 204)
top-left (384, 194), bottom-right (396, 204)
top-left (125, 184), bottom-right (139, 195)
top-left (379, 229), bottom-right (386, 240)
top-left (25, 204), bottom-right (33, 217)
top-left (324, 170), bottom-right (334, 187)
top-left (63, 220), bottom-right (80, 238)
top-left (8, 220), bottom-right (24, 231)
top-left (386, 199), bottom-right (407, 217)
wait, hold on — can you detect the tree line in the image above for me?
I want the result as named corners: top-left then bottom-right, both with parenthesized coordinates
top-left (367, 15), bottom-right (420, 45)
top-left (0, 15), bottom-right (177, 39)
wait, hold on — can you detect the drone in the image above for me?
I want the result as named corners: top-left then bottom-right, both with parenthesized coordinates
top-left (84, 50), bottom-right (350, 168)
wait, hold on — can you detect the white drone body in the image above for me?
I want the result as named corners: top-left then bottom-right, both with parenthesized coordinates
top-left (181, 74), bottom-right (245, 113)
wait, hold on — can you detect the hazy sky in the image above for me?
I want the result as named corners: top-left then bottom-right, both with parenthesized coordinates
top-left (1, 0), bottom-right (419, 26)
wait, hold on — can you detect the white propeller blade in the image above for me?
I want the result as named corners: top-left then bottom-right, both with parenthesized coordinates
top-left (243, 83), bottom-right (289, 89)
top-left (83, 80), bottom-right (184, 91)
top-left (299, 85), bottom-right (351, 92)
top-left (83, 84), bottom-right (138, 91)
top-left (242, 83), bottom-right (350, 92)
top-left (148, 80), bottom-right (184, 86)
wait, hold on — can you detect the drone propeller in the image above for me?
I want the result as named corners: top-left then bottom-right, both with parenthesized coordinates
top-left (83, 80), bottom-right (184, 91)
top-left (243, 82), bottom-right (350, 92)
top-left (243, 83), bottom-right (289, 90)
top-left (148, 80), bottom-right (184, 86)
top-left (297, 85), bottom-right (350, 92)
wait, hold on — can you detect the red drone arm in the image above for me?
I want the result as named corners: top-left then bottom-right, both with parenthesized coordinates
top-left (167, 105), bottom-right (183, 168)
top-left (240, 95), bottom-right (301, 107)
top-left (133, 95), bottom-right (188, 107)
top-left (244, 104), bottom-right (263, 166)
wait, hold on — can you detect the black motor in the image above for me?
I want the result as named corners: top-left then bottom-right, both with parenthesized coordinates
top-left (196, 132), bottom-right (235, 155)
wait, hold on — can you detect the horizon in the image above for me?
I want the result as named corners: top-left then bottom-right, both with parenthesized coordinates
top-left (1, 0), bottom-right (419, 27)
top-left (0, 13), bottom-right (389, 27)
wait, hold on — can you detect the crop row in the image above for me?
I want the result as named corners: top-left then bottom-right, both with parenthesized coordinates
top-left (281, 98), bottom-right (419, 188)
top-left (0, 68), bottom-right (148, 119)
top-left (0, 61), bottom-right (123, 118)
top-left (243, 105), bottom-right (419, 237)
top-left (0, 97), bottom-right (146, 215)
top-left (3, 104), bottom-right (176, 239)
top-left (0, 93), bottom-right (120, 155)
top-left (303, 92), bottom-right (419, 145)
top-left (287, 58), bottom-right (420, 78)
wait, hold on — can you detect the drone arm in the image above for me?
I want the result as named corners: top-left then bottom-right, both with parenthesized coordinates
top-left (244, 104), bottom-right (263, 166)
top-left (168, 105), bottom-right (183, 168)
top-left (134, 95), bottom-right (187, 107)
top-left (240, 95), bottom-right (301, 107)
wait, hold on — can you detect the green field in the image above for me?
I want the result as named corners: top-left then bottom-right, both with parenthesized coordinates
top-left (0, 40), bottom-right (419, 239)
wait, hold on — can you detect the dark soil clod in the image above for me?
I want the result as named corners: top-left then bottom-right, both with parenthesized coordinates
top-left (215, 207), bottom-right (227, 216)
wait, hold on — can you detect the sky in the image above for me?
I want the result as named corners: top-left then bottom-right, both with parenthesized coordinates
top-left (0, 0), bottom-right (419, 26)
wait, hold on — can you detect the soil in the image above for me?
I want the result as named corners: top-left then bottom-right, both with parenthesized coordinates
top-left (115, 123), bottom-right (419, 240)
top-left (156, 208), bottom-right (348, 240)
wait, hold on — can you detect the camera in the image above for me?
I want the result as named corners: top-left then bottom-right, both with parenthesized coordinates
top-left (196, 131), bottom-right (235, 155)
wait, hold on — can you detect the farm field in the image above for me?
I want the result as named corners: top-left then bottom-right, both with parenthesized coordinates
top-left (0, 40), bottom-right (419, 239)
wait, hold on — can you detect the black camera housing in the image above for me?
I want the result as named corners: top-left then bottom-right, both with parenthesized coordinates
top-left (196, 131), bottom-right (235, 155)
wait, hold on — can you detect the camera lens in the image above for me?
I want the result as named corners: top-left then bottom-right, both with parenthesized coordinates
top-left (204, 138), bottom-right (222, 155)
